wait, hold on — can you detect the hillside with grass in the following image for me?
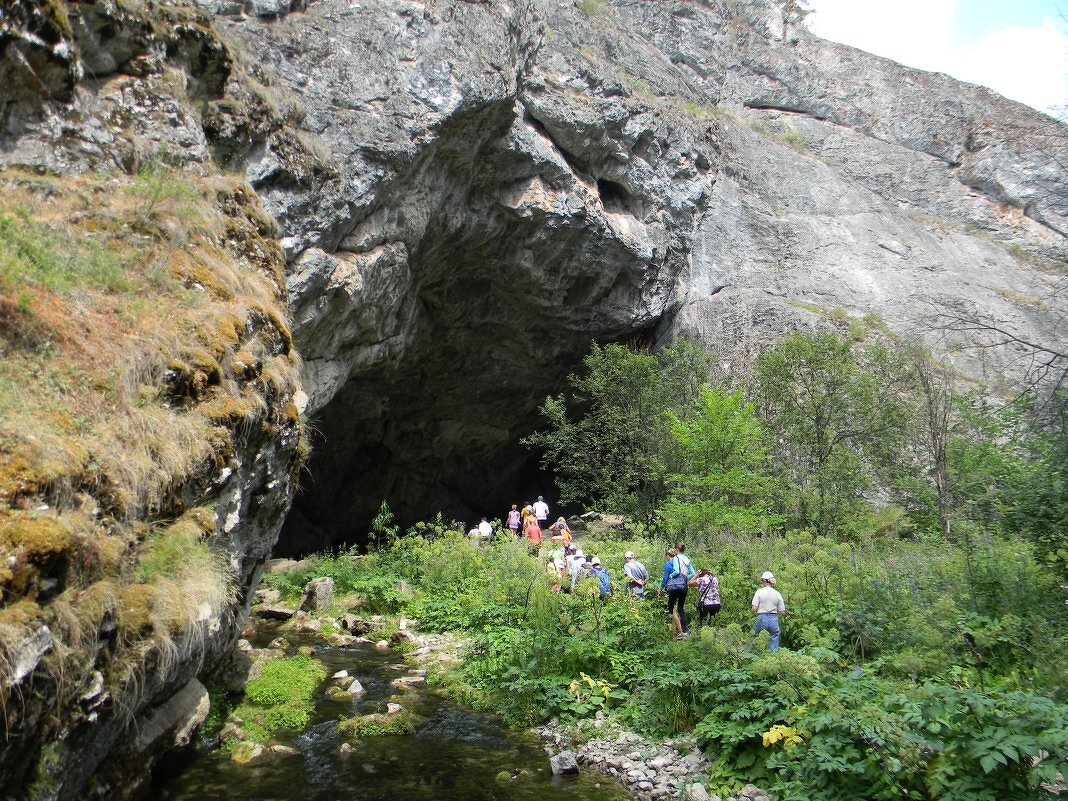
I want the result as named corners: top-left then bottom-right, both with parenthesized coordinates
top-left (0, 26), bottom-right (307, 800)
top-left (2, 0), bottom-right (1066, 798)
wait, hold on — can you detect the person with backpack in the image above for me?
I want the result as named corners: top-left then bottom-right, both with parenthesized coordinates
top-left (622, 551), bottom-right (649, 597)
top-left (691, 568), bottom-right (721, 626)
top-left (659, 544), bottom-right (695, 639)
top-left (566, 547), bottom-right (588, 591)
top-left (589, 557), bottom-right (612, 597)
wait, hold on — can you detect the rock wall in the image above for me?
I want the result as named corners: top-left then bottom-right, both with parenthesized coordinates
top-left (0, 0), bottom-right (1065, 795)
top-left (1, 2), bottom-right (304, 798)
top-left (205, 0), bottom-right (1066, 543)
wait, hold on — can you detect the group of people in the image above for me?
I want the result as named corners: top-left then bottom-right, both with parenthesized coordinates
top-left (652, 544), bottom-right (786, 647)
top-left (490, 499), bottom-right (788, 650)
top-left (505, 497), bottom-right (572, 548)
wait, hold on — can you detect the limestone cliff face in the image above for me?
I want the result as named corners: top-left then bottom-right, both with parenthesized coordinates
top-left (0, 0), bottom-right (1065, 795)
top-left (203, 0), bottom-right (1066, 544)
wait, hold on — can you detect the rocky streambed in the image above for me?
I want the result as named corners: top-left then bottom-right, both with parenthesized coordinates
top-left (151, 593), bottom-right (631, 801)
top-left (151, 572), bottom-right (772, 801)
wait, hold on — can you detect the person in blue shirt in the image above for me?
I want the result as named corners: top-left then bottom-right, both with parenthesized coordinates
top-left (659, 545), bottom-right (695, 640)
top-left (588, 557), bottom-right (613, 596)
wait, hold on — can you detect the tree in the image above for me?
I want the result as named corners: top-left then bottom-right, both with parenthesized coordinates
top-left (657, 386), bottom-right (783, 538)
top-left (754, 331), bottom-right (914, 535)
top-left (906, 345), bottom-right (957, 541)
top-left (522, 340), bottom-right (708, 524)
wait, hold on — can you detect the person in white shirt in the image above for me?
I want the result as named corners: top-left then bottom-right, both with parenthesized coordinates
top-left (751, 571), bottom-right (786, 651)
top-left (532, 496), bottom-right (550, 529)
top-left (477, 517), bottom-right (493, 539)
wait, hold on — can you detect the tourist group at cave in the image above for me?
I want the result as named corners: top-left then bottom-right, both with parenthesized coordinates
top-left (470, 498), bottom-right (786, 649)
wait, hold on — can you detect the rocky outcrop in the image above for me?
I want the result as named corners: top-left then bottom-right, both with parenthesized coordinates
top-left (0, 0), bottom-right (1066, 795)
top-left (195, 0), bottom-right (1066, 543)
top-left (1, 3), bottom-right (303, 799)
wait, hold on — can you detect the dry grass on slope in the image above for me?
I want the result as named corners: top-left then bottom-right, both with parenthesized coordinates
top-left (0, 165), bottom-right (304, 719)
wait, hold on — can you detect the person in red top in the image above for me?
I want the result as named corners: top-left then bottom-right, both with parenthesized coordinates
top-left (524, 516), bottom-right (542, 546)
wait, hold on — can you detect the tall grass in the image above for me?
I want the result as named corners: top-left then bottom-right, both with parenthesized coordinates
top-left (0, 165), bottom-right (301, 732)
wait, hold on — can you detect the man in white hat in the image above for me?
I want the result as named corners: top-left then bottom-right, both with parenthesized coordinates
top-left (622, 551), bottom-right (649, 597)
top-left (751, 571), bottom-right (786, 651)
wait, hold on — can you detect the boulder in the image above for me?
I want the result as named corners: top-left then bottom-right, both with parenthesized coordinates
top-left (340, 613), bottom-right (369, 633)
top-left (132, 679), bottom-right (210, 752)
top-left (299, 577), bottom-right (334, 612)
top-left (550, 751), bottom-right (580, 776)
top-left (255, 604), bottom-right (296, 621)
top-left (253, 587), bottom-right (281, 605)
top-left (328, 633), bottom-right (363, 647)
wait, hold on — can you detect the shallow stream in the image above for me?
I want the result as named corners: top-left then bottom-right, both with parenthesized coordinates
top-left (154, 631), bottom-right (630, 801)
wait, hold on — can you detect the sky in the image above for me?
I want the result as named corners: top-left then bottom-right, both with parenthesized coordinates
top-left (804, 0), bottom-right (1068, 116)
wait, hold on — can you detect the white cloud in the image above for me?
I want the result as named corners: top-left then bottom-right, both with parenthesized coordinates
top-left (948, 21), bottom-right (1068, 114)
top-left (805, 1), bottom-right (1068, 115)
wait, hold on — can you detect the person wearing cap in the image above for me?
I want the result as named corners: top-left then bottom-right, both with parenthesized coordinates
top-left (567, 547), bottom-right (587, 590)
top-left (622, 551), bottom-right (649, 597)
top-left (588, 557), bottom-right (612, 597)
top-left (751, 571), bottom-right (786, 651)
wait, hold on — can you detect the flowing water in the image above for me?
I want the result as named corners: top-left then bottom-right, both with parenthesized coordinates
top-left (154, 630), bottom-right (630, 801)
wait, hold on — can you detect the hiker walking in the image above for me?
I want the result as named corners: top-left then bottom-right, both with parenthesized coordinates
top-left (691, 568), bottom-right (721, 626)
top-left (751, 571), bottom-right (786, 651)
top-left (660, 545), bottom-right (695, 640)
top-left (622, 551), bottom-right (649, 597)
top-left (588, 557), bottom-right (612, 597)
top-left (532, 496), bottom-right (550, 530)
top-left (506, 504), bottom-right (521, 537)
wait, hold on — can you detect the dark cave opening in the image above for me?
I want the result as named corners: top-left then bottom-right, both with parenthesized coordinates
top-left (275, 423), bottom-right (562, 557)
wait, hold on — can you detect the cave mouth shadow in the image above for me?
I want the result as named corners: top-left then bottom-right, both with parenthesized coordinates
top-left (274, 441), bottom-right (566, 557)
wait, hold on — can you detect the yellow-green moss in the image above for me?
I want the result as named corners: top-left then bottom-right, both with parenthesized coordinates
top-left (337, 710), bottom-right (417, 739)
top-left (0, 511), bottom-right (73, 560)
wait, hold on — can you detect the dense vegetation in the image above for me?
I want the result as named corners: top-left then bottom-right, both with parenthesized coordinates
top-left (265, 329), bottom-right (1067, 799)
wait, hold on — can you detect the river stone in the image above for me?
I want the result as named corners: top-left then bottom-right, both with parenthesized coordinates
top-left (328, 633), bottom-right (362, 647)
top-left (686, 784), bottom-right (711, 801)
top-left (348, 680), bottom-right (365, 695)
top-left (256, 604), bottom-right (296, 621)
top-left (132, 679), bottom-right (210, 752)
top-left (386, 702), bottom-right (404, 715)
top-left (299, 577), bottom-right (334, 612)
top-left (550, 751), bottom-right (580, 776)
top-left (340, 613), bottom-right (369, 633)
